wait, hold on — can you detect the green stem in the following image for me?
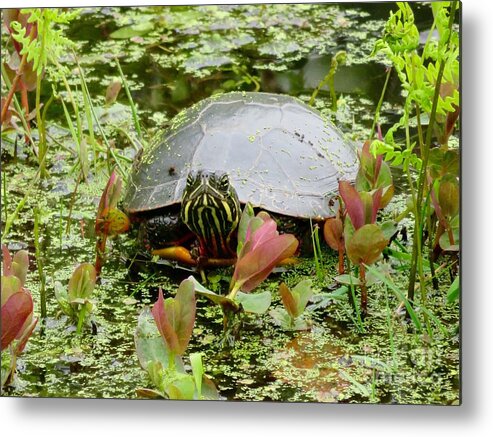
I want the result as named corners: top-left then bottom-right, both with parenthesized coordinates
top-left (34, 207), bottom-right (47, 321)
top-left (2, 171), bottom-right (8, 224)
top-left (115, 58), bottom-right (143, 139)
top-left (369, 67), bottom-right (392, 140)
top-left (75, 58), bottom-right (127, 178)
top-left (76, 305), bottom-right (87, 336)
top-left (407, 0), bottom-right (457, 301)
top-left (36, 12), bottom-right (48, 178)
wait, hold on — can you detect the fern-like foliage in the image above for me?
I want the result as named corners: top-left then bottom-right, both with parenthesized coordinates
top-left (370, 2), bottom-right (459, 169)
top-left (10, 8), bottom-right (80, 79)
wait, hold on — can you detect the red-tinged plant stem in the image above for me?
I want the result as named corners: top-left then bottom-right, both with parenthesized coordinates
top-left (0, 26), bottom-right (37, 124)
top-left (359, 265), bottom-right (368, 317)
top-left (407, 0), bottom-right (458, 303)
top-left (95, 233), bottom-right (107, 278)
top-left (338, 247), bottom-right (345, 275)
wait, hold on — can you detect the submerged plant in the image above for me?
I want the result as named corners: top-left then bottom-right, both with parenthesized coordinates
top-left (1, 245), bottom-right (38, 387)
top-left (134, 279), bottom-right (218, 400)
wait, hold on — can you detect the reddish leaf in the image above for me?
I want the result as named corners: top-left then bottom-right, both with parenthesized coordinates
top-left (2, 244), bottom-right (13, 276)
top-left (323, 217), bottom-right (344, 251)
top-left (14, 316), bottom-right (37, 355)
top-left (279, 283), bottom-right (298, 319)
top-left (151, 279), bottom-right (196, 356)
top-left (232, 234), bottom-right (298, 293)
top-left (1, 291), bottom-right (33, 349)
top-left (339, 180), bottom-right (364, 230)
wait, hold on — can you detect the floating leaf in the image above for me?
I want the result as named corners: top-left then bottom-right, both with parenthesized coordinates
top-left (334, 274), bottom-right (361, 286)
top-left (270, 308), bottom-right (311, 331)
top-left (236, 290), bottom-right (271, 314)
top-left (110, 21), bottom-right (154, 39)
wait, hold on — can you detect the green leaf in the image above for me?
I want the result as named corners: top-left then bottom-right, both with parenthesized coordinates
top-left (380, 221), bottom-right (398, 241)
top-left (447, 276), bottom-right (459, 304)
top-left (1, 275), bottom-right (22, 306)
top-left (166, 374), bottom-right (196, 400)
top-left (190, 352), bottom-right (203, 398)
top-left (270, 308), bottom-right (311, 331)
top-left (346, 224), bottom-right (388, 266)
top-left (68, 263), bottom-right (96, 301)
top-left (236, 202), bottom-right (255, 256)
top-left (236, 291), bottom-right (271, 314)
top-left (110, 22), bottom-right (154, 39)
top-left (334, 274), bottom-right (361, 286)
top-left (188, 276), bottom-right (240, 312)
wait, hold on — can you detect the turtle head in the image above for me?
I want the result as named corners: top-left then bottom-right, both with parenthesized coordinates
top-left (181, 170), bottom-right (241, 258)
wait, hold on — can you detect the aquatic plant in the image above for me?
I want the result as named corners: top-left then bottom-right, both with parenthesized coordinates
top-left (370, 1), bottom-right (460, 306)
top-left (270, 280), bottom-right (313, 331)
top-left (189, 204), bottom-right (298, 340)
top-left (54, 263), bottom-right (97, 335)
top-left (1, 245), bottom-right (38, 386)
top-left (2, 8), bottom-right (79, 177)
top-left (94, 170), bottom-right (130, 276)
top-left (134, 279), bottom-right (218, 400)
top-left (229, 207), bottom-right (299, 297)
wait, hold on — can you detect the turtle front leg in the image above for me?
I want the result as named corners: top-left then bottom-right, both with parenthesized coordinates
top-left (151, 246), bottom-right (198, 265)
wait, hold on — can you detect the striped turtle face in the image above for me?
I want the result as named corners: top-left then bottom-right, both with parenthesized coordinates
top-left (181, 170), bottom-right (240, 258)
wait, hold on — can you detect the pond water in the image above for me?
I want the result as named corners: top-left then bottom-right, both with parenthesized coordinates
top-left (1, 3), bottom-right (459, 404)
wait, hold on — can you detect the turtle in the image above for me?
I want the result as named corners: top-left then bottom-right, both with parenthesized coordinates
top-left (124, 92), bottom-right (359, 267)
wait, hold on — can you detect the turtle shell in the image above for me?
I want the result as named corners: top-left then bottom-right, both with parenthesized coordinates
top-left (124, 92), bottom-right (358, 219)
